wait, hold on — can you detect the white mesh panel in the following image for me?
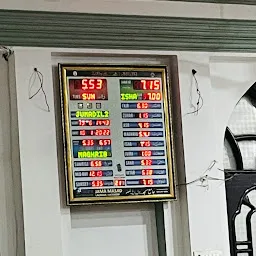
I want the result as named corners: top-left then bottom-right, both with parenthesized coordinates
top-left (228, 97), bottom-right (256, 135)
top-left (239, 141), bottom-right (256, 170)
top-left (235, 205), bottom-right (250, 242)
top-left (225, 95), bottom-right (256, 255)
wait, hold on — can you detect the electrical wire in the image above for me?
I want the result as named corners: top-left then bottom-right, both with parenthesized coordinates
top-left (185, 69), bottom-right (204, 116)
top-left (28, 68), bottom-right (50, 112)
top-left (177, 160), bottom-right (237, 188)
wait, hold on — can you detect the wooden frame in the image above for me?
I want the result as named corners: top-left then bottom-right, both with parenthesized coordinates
top-left (59, 64), bottom-right (177, 205)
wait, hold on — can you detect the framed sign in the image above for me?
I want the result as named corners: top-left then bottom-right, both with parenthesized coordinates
top-left (59, 64), bottom-right (176, 205)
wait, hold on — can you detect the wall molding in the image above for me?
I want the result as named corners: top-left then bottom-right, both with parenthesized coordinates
top-left (173, 0), bottom-right (256, 5)
top-left (1, 9), bottom-right (256, 52)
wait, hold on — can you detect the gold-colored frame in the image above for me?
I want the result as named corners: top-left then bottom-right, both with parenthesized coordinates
top-left (59, 64), bottom-right (176, 205)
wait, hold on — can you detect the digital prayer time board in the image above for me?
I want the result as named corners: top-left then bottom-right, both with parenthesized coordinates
top-left (59, 65), bottom-right (176, 205)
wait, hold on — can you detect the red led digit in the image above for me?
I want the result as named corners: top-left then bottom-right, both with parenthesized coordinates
top-left (94, 129), bottom-right (110, 136)
top-left (142, 179), bottom-right (153, 185)
top-left (86, 120), bottom-right (93, 126)
top-left (90, 161), bottom-right (102, 167)
top-left (89, 171), bottom-right (103, 177)
top-left (79, 120), bottom-right (86, 126)
top-left (137, 103), bottom-right (148, 109)
top-left (85, 129), bottom-right (111, 136)
top-left (114, 180), bottom-right (125, 186)
top-left (96, 120), bottom-right (110, 126)
top-left (92, 180), bottom-right (104, 187)
top-left (82, 79), bottom-right (103, 90)
top-left (149, 92), bottom-right (161, 100)
top-left (79, 120), bottom-right (110, 126)
top-left (139, 131), bottom-right (150, 137)
top-left (142, 169), bottom-right (153, 176)
top-left (153, 80), bottom-right (160, 90)
top-left (103, 129), bottom-right (110, 136)
top-left (82, 139), bottom-right (94, 146)
top-left (143, 92), bottom-right (161, 101)
top-left (141, 159), bottom-right (152, 166)
top-left (89, 171), bottom-right (96, 177)
top-left (70, 79), bottom-right (107, 101)
top-left (96, 171), bottom-right (103, 177)
top-left (88, 79), bottom-right (95, 89)
top-left (80, 130), bottom-right (86, 136)
top-left (140, 141), bottom-right (151, 147)
top-left (79, 120), bottom-right (93, 126)
top-left (99, 139), bottom-right (111, 146)
top-left (138, 122), bottom-right (150, 128)
top-left (96, 79), bottom-right (103, 89)
top-left (139, 113), bottom-right (149, 119)
top-left (82, 79), bottom-right (88, 90)
top-left (141, 80), bottom-right (147, 90)
top-left (149, 81), bottom-right (154, 89)
top-left (136, 80), bottom-right (160, 90)
top-left (142, 150), bottom-right (152, 157)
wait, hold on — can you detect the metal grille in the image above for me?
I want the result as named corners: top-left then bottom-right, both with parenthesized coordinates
top-left (224, 93), bottom-right (256, 256)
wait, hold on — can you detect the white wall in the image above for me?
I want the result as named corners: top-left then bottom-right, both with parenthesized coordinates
top-left (7, 46), bottom-right (256, 256)
top-left (179, 54), bottom-right (256, 255)
top-left (11, 49), bottom-right (189, 256)
top-left (178, 53), bottom-right (227, 254)
top-left (0, 55), bottom-right (16, 256)
top-left (0, 56), bottom-right (25, 256)
top-left (52, 54), bottom-right (173, 256)
top-left (1, 2), bottom-right (256, 256)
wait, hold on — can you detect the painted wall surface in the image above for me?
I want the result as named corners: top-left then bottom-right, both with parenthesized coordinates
top-left (0, 57), bottom-right (15, 256)
top-left (6, 46), bottom-right (255, 256)
top-left (0, 57), bottom-right (25, 256)
top-left (1, 1), bottom-right (256, 256)
top-left (12, 49), bottom-right (187, 256)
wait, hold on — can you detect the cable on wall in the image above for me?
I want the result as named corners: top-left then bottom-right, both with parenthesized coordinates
top-left (28, 68), bottom-right (50, 112)
top-left (177, 160), bottom-right (237, 189)
top-left (185, 69), bottom-right (203, 116)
